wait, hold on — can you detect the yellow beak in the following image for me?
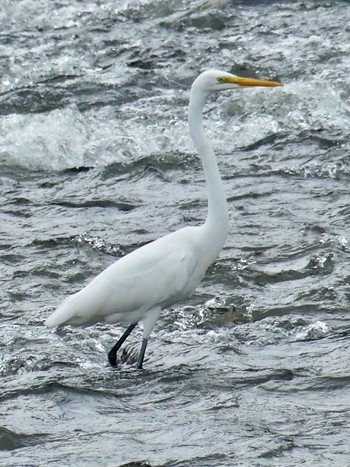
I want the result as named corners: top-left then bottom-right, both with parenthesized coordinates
top-left (229, 76), bottom-right (283, 87)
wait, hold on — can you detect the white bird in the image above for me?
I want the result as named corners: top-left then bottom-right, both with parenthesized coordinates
top-left (45, 70), bottom-right (282, 369)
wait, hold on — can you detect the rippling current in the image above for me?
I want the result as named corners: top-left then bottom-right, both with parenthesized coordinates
top-left (1, 1), bottom-right (350, 465)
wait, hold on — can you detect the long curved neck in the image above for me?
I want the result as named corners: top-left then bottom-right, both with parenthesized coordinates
top-left (188, 87), bottom-right (229, 256)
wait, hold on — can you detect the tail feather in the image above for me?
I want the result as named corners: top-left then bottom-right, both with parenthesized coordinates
top-left (45, 296), bottom-right (79, 328)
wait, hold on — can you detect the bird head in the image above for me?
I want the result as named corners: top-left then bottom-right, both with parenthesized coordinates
top-left (192, 69), bottom-right (282, 94)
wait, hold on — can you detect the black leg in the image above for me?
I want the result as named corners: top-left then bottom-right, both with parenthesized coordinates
top-left (137, 338), bottom-right (148, 369)
top-left (108, 323), bottom-right (138, 367)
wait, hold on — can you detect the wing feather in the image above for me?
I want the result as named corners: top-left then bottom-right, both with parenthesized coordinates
top-left (46, 227), bottom-right (200, 327)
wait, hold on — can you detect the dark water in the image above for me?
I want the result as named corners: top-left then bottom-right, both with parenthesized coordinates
top-left (1, 1), bottom-right (350, 465)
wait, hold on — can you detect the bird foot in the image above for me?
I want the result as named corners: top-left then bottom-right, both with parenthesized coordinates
top-left (107, 349), bottom-right (117, 367)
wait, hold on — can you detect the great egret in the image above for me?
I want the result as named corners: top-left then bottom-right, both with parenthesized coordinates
top-left (45, 70), bottom-right (282, 369)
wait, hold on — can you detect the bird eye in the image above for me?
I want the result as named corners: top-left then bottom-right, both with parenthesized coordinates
top-left (217, 77), bottom-right (224, 83)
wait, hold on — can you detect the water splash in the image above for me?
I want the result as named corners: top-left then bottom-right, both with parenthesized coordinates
top-left (0, 107), bottom-right (88, 170)
top-left (294, 321), bottom-right (330, 341)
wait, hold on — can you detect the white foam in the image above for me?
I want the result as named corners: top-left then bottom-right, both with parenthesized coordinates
top-left (0, 107), bottom-right (89, 171)
top-left (1, 76), bottom-right (348, 172)
top-left (295, 321), bottom-right (330, 341)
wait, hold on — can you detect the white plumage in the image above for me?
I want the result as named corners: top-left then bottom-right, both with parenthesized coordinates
top-left (46, 227), bottom-right (206, 327)
top-left (45, 70), bottom-right (282, 368)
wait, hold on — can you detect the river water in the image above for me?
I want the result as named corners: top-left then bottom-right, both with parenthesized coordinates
top-left (1, 0), bottom-right (350, 465)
